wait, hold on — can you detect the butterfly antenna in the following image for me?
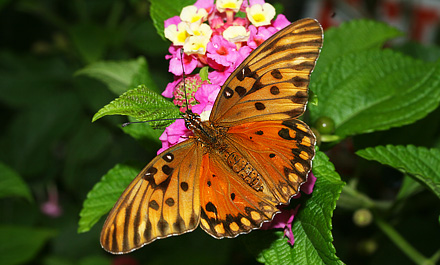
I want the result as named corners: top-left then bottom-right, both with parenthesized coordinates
top-left (122, 118), bottom-right (182, 127)
top-left (180, 49), bottom-right (190, 113)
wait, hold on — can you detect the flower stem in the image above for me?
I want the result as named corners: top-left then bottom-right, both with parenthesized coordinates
top-left (375, 216), bottom-right (432, 265)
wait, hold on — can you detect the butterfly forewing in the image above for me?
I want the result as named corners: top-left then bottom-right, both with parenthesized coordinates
top-left (209, 18), bottom-right (323, 126)
top-left (101, 140), bottom-right (202, 254)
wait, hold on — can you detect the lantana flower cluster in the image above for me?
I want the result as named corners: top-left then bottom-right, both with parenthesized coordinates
top-left (159, 0), bottom-right (291, 154)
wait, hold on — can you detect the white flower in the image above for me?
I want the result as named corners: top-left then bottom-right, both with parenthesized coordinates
top-left (246, 3), bottom-right (276, 27)
top-left (223, 26), bottom-right (250, 43)
top-left (164, 22), bottom-right (190, 46)
top-left (200, 109), bottom-right (211, 122)
top-left (216, 0), bottom-right (243, 13)
top-left (180, 5), bottom-right (208, 24)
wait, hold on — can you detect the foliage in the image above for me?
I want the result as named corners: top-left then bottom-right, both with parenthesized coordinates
top-left (1, 0), bottom-right (440, 265)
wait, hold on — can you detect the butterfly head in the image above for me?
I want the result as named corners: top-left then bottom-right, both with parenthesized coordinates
top-left (183, 109), bottom-right (201, 130)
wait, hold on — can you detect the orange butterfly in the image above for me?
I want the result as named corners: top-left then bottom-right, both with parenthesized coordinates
top-left (101, 18), bottom-right (323, 254)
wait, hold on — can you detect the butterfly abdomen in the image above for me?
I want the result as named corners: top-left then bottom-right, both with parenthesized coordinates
top-left (221, 148), bottom-right (264, 191)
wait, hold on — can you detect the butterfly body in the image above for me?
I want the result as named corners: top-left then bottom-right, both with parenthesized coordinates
top-left (101, 18), bottom-right (323, 254)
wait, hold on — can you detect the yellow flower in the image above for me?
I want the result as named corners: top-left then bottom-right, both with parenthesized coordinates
top-left (184, 35), bottom-right (210, 55)
top-left (180, 5), bottom-right (208, 24)
top-left (188, 23), bottom-right (213, 38)
top-left (164, 22), bottom-right (190, 46)
top-left (216, 0), bottom-right (243, 13)
top-left (246, 3), bottom-right (276, 27)
top-left (223, 26), bottom-right (250, 43)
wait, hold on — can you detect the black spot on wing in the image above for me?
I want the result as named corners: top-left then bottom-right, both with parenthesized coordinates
top-left (162, 152), bottom-right (174, 162)
top-left (205, 202), bottom-right (218, 216)
top-left (180, 181), bottom-right (189, 191)
top-left (235, 86), bottom-right (247, 97)
top-left (157, 218), bottom-right (170, 235)
top-left (165, 197), bottom-right (175, 207)
top-left (278, 128), bottom-right (295, 140)
top-left (162, 165), bottom-right (173, 175)
top-left (255, 102), bottom-right (265, 110)
top-left (224, 87), bottom-right (234, 99)
top-left (270, 86), bottom-right (280, 95)
top-left (149, 200), bottom-right (160, 211)
top-left (173, 215), bottom-right (185, 233)
top-left (292, 76), bottom-right (309, 87)
top-left (271, 69), bottom-right (283, 79)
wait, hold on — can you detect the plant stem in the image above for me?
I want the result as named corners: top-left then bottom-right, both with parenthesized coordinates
top-left (375, 216), bottom-right (431, 265)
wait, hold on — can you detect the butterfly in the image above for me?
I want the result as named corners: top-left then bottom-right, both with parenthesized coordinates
top-left (101, 18), bottom-right (323, 254)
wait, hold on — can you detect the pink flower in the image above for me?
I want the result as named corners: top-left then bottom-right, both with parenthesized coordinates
top-left (192, 83), bottom-right (221, 115)
top-left (234, 45), bottom-right (252, 65)
top-left (262, 205), bottom-right (300, 245)
top-left (164, 16), bottom-right (181, 28)
top-left (195, 0), bottom-right (215, 14)
top-left (157, 119), bottom-right (192, 154)
top-left (162, 77), bottom-right (182, 98)
top-left (232, 17), bottom-right (249, 27)
top-left (272, 14), bottom-right (291, 30)
top-left (301, 172), bottom-right (317, 195)
top-left (166, 46), bottom-right (198, 76)
top-left (40, 185), bottom-right (62, 218)
top-left (208, 65), bottom-right (234, 86)
top-left (172, 75), bottom-right (208, 112)
top-left (248, 25), bottom-right (274, 48)
top-left (209, 15), bottom-right (225, 29)
top-left (207, 35), bottom-right (238, 67)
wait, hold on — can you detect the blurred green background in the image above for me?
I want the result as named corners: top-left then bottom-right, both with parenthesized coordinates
top-left (1, 0), bottom-right (439, 265)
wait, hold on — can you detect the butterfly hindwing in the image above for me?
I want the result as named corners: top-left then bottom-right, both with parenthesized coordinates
top-left (198, 119), bottom-right (315, 239)
top-left (199, 152), bottom-right (279, 238)
top-left (226, 119), bottom-right (316, 204)
top-left (209, 18), bottom-right (323, 126)
top-left (100, 140), bottom-right (202, 254)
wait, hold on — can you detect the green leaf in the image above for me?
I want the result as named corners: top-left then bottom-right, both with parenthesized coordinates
top-left (257, 232), bottom-right (294, 264)
top-left (258, 151), bottom-right (345, 264)
top-left (199, 66), bottom-right (209, 81)
top-left (313, 19), bottom-right (403, 80)
top-left (0, 225), bottom-right (56, 265)
top-left (0, 162), bottom-right (32, 201)
top-left (356, 145), bottom-right (440, 200)
top-left (396, 175), bottom-right (423, 201)
top-left (92, 85), bottom-right (181, 128)
top-left (78, 164), bottom-right (139, 233)
top-left (150, 0), bottom-right (195, 39)
top-left (76, 57), bottom-right (157, 95)
top-left (310, 50), bottom-right (440, 138)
